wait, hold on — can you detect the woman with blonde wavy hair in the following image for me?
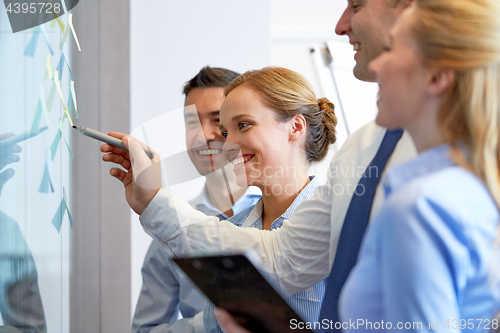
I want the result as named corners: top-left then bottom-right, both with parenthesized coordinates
top-left (339, 0), bottom-right (500, 331)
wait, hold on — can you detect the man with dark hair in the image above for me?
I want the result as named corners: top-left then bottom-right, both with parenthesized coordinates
top-left (132, 66), bottom-right (261, 333)
top-left (183, 66), bottom-right (244, 96)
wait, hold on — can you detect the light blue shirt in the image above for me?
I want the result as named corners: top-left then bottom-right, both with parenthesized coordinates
top-left (340, 144), bottom-right (500, 332)
top-left (132, 186), bottom-right (261, 333)
top-left (203, 176), bottom-right (326, 333)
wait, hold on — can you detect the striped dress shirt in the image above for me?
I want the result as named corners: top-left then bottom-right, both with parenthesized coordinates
top-left (203, 176), bottom-right (326, 333)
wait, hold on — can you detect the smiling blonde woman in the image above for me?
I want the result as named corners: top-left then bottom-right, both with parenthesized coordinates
top-left (339, 0), bottom-right (500, 331)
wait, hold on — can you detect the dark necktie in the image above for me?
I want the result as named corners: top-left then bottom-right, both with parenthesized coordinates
top-left (318, 129), bottom-right (404, 331)
top-left (216, 213), bottom-right (228, 221)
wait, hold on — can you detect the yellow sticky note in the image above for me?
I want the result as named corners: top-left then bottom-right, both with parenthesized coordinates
top-left (56, 16), bottom-right (65, 32)
top-left (53, 70), bottom-right (74, 127)
top-left (45, 55), bottom-right (53, 80)
top-left (59, 25), bottom-right (70, 50)
top-left (63, 106), bottom-right (73, 127)
top-left (68, 13), bottom-right (81, 51)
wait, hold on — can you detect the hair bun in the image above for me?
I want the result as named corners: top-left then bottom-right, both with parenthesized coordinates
top-left (318, 97), bottom-right (335, 114)
top-left (317, 97), bottom-right (337, 146)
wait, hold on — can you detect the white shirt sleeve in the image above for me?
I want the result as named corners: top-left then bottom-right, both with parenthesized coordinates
top-left (139, 121), bottom-right (417, 295)
top-left (140, 177), bottom-right (333, 295)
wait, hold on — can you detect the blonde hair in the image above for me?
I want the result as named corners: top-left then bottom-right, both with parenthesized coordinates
top-left (225, 67), bottom-right (337, 163)
top-left (411, 0), bottom-right (500, 279)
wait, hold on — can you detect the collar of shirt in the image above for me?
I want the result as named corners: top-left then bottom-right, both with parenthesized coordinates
top-left (239, 176), bottom-right (323, 230)
top-left (188, 184), bottom-right (261, 217)
top-left (382, 144), bottom-right (455, 198)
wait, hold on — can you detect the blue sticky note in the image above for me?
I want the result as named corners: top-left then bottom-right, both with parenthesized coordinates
top-left (51, 190), bottom-right (74, 232)
top-left (23, 27), bottom-right (41, 57)
top-left (40, 26), bottom-right (54, 56)
top-left (55, 53), bottom-right (65, 81)
top-left (65, 56), bottom-right (75, 81)
top-left (39, 149), bottom-right (54, 193)
top-left (63, 198), bottom-right (74, 228)
top-left (62, 130), bottom-right (74, 158)
top-left (51, 198), bottom-right (65, 232)
top-left (54, 53), bottom-right (75, 82)
top-left (59, 117), bottom-right (74, 158)
top-left (50, 129), bottom-right (62, 161)
top-left (31, 100), bottom-right (43, 133)
top-left (39, 162), bottom-right (55, 193)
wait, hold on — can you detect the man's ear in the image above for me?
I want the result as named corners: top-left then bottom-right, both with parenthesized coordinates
top-left (427, 68), bottom-right (454, 97)
top-left (289, 114), bottom-right (307, 142)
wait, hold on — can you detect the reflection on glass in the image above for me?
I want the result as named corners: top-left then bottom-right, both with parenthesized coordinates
top-left (0, 139), bottom-right (46, 332)
top-left (0, 211), bottom-right (46, 333)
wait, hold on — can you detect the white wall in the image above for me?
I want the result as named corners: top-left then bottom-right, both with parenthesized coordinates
top-left (130, 0), bottom-right (272, 317)
top-left (269, 0), bottom-right (378, 178)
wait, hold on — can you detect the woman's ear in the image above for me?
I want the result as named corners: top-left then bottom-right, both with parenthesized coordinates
top-left (427, 67), bottom-right (454, 97)
top-left (289, 114), bottom-right (307, 142)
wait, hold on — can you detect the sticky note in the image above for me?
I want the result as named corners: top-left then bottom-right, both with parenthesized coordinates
top-left (50, 128), bottom-right (62, 161)
top-left (67, 93), bottom-right (73, 119)
top-left (55, 16), bottom-right (65, 33)
top-left (66, 199), bottom-right (74, 228)
top-left (60, 114), bottom-right (74, 158)
top-left (70, 81), bottom-right (78, 118)
top-left (51, 198), bottom-right (64, 231)
top-left (63, 105), bottom-right (73, 128)
top-left (53, 70), bottom-right (65, 105)
top-left (68, 13), bottom-right (81, 51)
top-left (51, 193), bottom-right (74, 232)
top-left (62, 126), bottom-right (74, 158)
top-left (54, 53), bottom-right (75, 82)
top-left (50, 117), bottom-right (73, 160)
top-left (40, 26), bottom-right (54, 56)
top-left (40, 86), bottom-right (51, 130)
top-left (39, 149), bottom-right (55, 193)
top-left (53, 70), bottom-right (74, 127)
top-left (55, 54), bottom-right (65, 81)
top-left (45, 55), bottom-right (53, 80)
top-left (46, 81), bottom-right (56, 111)
top-left (24, 26), bottom-right (41, 57)
top-left (31, 100), bottom-right (43, 133)
top-left (59, 25), bottom-right (70, 50)
top-left (65, 56), bottom-right (75, 81)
